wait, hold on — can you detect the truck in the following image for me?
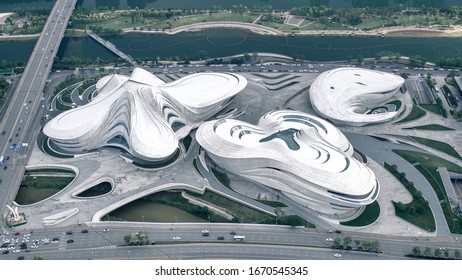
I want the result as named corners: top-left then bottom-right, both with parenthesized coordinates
top-left (0, 156), bottom-right (4, 166)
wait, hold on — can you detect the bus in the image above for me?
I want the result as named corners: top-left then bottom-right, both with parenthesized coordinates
top-left (233, 235), bottom-right (246, 242)
top-left (0, 156), bottom-right (4, 166)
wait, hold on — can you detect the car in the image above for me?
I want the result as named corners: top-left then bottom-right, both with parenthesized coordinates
top-left (333, 253), bottom-right (342, 258)
top-left (8, 139), bottom-right (11, 142)
top-left (15, 134), bottom-right (18, 137)
top-left (52, 237), bottom-right (60, 241)
top-left (217, 236), bottom-right (224, 240)
top-left (81, 229), bottom-right (88, 233)
top-left (17, 256), bottom-right (24, 260)
top-left (172, 236), bottom-right (181, 240)
top-left (230, 231), bottom-right (236, 235)
top-left (102, 229), bottom-right (110, 232)
top-left (5, 156), bottom-right (9, 160)
top-left (12, 249), bottom-right (20, 253)
top-left (66, 239), bottom-right (74, 243)
top-left (2, 250), bottom-right (8, 254)
top-left (3, 166), bottom-right (6, 170)
top-left (14, 232), bottom-right (20, 236)
top-left (326, 238), bottom-right (334, 242)
top-left (65, 231), bottom-right (73, 235)
top-left (335, 230), bottom-right (342, 234)
top-left (326, 230), bottom-right (334, 234)
top-left (202, 230), bottom-right (209, 236)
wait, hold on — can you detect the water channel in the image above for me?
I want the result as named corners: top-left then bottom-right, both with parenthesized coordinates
top-left (2, 29), bottom-right (462, 64)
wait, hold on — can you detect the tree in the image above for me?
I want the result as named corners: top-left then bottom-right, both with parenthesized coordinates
top-left (444, 248), bottom-right (449, 258)
top-left (354, 239), bottom-right (361, 249)
top-left (371, 240), bottom-right (381, 253)
top-left (333, 238), bottom-right (342, 249)
top-left (33, 255), bottom-right (44, 260)
top-left (274, 207), bottom-right (286, 224)
top-left (362, 240), bottom-right (372, 252)
top-left (423, 246), bottom-right (431, 256)
top-left (455, 249), bottom-right (461, 259)
top-left (343, 237), bottom-right (352, 249)
top-left (412, 246), bottom-right (421, 257)
top-left (434, 247), bottom-right (441, 258)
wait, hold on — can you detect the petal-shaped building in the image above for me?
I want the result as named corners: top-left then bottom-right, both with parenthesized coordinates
top-left (310, 67), bottom-right (405, 126)
top-left (44, 68), bottom-right (247, 163)
top-left (196, 110), bottom-right (379, 219)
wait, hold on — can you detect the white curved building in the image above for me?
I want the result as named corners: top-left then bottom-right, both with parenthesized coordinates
top-left (310, 67), bottom-right (405, 126)
top-left (196, 110), bottom-right (379, 219)
top-left (44, 68), bottom-right (247, 162)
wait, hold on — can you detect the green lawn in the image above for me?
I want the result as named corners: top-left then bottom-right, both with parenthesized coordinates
top-left (383, 162), bottom-right (435, 232)
top-left (393, 150), bottom-right (462, 234)
top-left (96, 12), bottom-right (259, 31)
top-left (394, 105), bottom-right (426, 124)
top-left (407, 124), bottom-right (454, 131)
top-left (410, 136), bottom-right (462, 160)
top-left (340, 201), bottom-right (380, 227)
top-left (420, 104), bottom-right (443, 116)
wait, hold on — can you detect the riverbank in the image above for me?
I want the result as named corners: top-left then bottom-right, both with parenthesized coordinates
top-left (2, 20), bottom-right (462, 42)
top-left (125, 21), bottom-right (462, 38)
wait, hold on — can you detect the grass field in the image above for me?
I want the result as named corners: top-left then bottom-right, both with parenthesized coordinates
top-left (383, 162), bottom-right (435, 232)
top-left (393, 150), bottom-right (462, 234)
top-left (420, 104), bottom-right (443, 116)
top-left (410, 136), bottom-right (462, 160)
top-left (407, 124), bottom-right (454, 131)
top-left (340, 201), bottom-right (380, 227)
top-left (394, 105), bottom-right (426, 124)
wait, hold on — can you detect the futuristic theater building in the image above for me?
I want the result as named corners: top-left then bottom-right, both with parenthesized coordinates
top-left (310, 67), bottom-right (405, 126)
top-left (44, 68), bottom-right (247, 163)
top-left (196, 110), bottom-right (379, 219)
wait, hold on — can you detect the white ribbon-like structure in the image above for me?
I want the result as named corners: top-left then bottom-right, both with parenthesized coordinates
top-left (44, 68), bottom-right (247, 162)
top-left (197, 110), bottom-right (379, 219)
top-left (310, 67), bottom-right (405, 126)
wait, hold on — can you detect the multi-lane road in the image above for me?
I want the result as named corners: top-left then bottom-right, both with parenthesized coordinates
top-left (0, 0), bottom-right (77, 220)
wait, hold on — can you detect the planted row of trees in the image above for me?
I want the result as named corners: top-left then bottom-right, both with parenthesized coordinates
top-left (332, 237), bottom-right (381, 253)
top-left (411, 246), bottom-right (461, 259)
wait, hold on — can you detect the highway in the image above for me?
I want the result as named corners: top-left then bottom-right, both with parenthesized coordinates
top-left (2, 223), bottom-right (461, 260)
top-left (0, 0), bottom-right (77, 220)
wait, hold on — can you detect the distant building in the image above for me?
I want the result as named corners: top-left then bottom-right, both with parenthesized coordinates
top-left (0, 69), bottom-right (14, 76)
top-left (310, 67), bottom-right (405, 126)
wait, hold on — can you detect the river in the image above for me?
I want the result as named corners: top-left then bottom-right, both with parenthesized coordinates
top-left (3, 28), bottom-right (461, 64)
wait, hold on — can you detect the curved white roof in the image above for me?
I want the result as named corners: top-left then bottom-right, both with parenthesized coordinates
top-left (310, 67), bottom-right (404, 126)
top-left (44, 68), bottom-right (247, 161)
top-left (196, 110), bottom-right (379, 218)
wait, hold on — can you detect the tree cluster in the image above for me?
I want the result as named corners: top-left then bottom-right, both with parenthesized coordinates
top-left (123, 231), bottom-right (150, 246)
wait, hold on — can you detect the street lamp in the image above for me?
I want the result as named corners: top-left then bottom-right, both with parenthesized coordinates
top-left (141, 215), bottom-right (144, 222)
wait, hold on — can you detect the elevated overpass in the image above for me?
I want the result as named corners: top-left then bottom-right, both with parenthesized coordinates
top-left (0, 0), bottom-right (77, 223)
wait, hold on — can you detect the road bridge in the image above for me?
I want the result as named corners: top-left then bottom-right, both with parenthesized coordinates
top-left (0, 0), bottom-right (78, 223)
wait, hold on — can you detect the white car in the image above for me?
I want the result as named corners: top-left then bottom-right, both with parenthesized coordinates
top-left (102, 229), bottom-right (110, 232)
top-left (333, 253), bottom-right (342, 258)
top-left (12, 249), bottom-right (20, 253)
top-left (326, 238), bottom-right (334, 242)
top-left (172, 236), bottom-right (181, 240)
